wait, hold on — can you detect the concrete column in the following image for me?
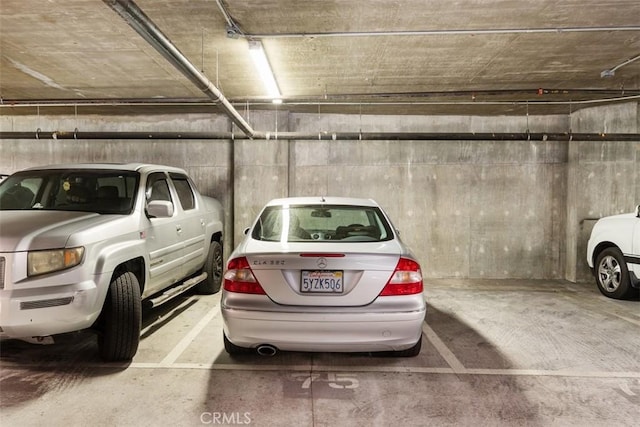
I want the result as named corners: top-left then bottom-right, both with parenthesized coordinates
top-left (566, 102), bottom-right (640, 282)
top-left (232, 110), bottom-right (289, 247)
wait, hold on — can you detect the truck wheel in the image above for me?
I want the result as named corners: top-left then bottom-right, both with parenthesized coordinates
top-left (98, 271), bottom-right (142, 361)
top-left (595, 247), bottom-right (632, 299)
top-left (196, 241), bottom-right (223, 295)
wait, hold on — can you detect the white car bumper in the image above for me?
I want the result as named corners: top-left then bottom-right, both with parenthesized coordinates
top-left (221, 295), bottom-right (426, 352)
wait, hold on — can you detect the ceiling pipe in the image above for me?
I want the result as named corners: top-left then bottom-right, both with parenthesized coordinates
top-left (103, 0), bottom-right (256, 138)
top-left (247, 25), bottom-right (640, 39)
top-left (211, 0), bottom-right (640, 40)
top-left (2, 92), bottom-right (639, 111)
top-left (2, 131), bottom-right (638, 142)
top-left (2, 93), bottom-right (639, 112)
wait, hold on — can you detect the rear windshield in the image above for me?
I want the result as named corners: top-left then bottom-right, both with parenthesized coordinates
top-left (252, 204), bottom-right (394, 242)
top-left (0, 169), bottom-right (139, 215)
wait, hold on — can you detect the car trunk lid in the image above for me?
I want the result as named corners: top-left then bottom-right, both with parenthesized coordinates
top-left (244, 241), bottom-right (402, 306)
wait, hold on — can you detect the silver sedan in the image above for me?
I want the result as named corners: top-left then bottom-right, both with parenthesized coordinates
top-left (221, 197), bottom-right (426, 357)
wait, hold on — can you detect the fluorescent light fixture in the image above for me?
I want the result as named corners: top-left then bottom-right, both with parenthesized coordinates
top-left (248, 40), bottom-right (282, 101)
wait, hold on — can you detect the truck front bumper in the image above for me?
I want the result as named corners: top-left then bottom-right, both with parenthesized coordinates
top-left (0, 280), bottom-right (103, 338)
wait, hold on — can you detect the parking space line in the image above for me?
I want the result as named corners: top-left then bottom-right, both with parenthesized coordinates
top-left (422, 323), bottom-right (466, 373)
top-left (5, 359), bottom-right (638, 379)
top-left (158, 303), bottom-right (220, 366)
top-left (610, 313), bottom-right (640, 328)
top-left (122, 361), bottom-right (640, 379)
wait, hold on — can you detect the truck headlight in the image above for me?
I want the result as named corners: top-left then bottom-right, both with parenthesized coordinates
top-left (27, 247), bottom-right (85, 276)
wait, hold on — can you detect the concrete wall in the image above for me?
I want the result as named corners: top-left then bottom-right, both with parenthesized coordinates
top-left (1, 102), bottom-right (638, 281)
top-left (0, 114), bottom-right (235, 253)
top-left (286, 114), bottom-right (569, 280)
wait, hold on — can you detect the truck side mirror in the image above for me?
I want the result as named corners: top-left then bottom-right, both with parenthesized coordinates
top-left (147, 200), bottom-right (174, 218)
top-left (636, 204), bottom-right (640, 218)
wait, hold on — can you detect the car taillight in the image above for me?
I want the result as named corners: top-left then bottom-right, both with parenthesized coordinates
top-left (223, 257), bottom-right (266, 295)
top-left (379, 257), bottom-right (423, 296)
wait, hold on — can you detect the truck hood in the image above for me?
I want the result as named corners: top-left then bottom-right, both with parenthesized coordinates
top-left (0, 210), bottom-right (114, 252)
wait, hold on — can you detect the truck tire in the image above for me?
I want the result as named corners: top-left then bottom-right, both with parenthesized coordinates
top-left (595, 247), bottom-right (632, 299)
top-left (98, 271), bottom-right (142, 361)
top-left (196, 241), bottom-right (223, 295)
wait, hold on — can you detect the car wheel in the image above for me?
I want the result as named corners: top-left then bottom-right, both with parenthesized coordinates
top-left (223, 333), bottom-right (250, 355)
top-left (595, 247), bottom-right (633, 299)
top-left (196, 241), bottom-right (223, 295)
top-left (98, 271), bottom-right (142, 361)
top-left (393, 335), bottom-right (422, 357)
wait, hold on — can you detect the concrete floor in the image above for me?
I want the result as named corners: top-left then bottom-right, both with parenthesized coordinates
top-left (1, 279), bottom-right (639, 426)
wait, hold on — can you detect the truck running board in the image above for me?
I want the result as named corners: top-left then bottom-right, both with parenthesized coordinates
top-left (148, 272), bottom-right (207, 308)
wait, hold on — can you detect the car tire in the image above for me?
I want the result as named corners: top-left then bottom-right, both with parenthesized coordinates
top-left (393, 335), bottom-right (422, 357)
top-left (196, 241), bottom-right (223, 295)
top-left (223, 333), bottom-right (250, 355)
top-left (98, 271), bottom-right (142, 362)
top-left (595, 247), bottom-right (633, 299)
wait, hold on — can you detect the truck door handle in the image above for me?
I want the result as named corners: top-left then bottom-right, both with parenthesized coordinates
top-left (176, 225), bottom-right (182, 234)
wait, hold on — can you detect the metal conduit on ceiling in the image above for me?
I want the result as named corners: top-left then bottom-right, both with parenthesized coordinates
top-left (1, 131), bottom-right (639, 142)
top-left (103, 0), bottom-right (256, 138)
top-left (3, 93), bottom-right (640, 108)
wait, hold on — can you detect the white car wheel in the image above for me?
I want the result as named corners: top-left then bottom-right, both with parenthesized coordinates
top-left (595, 248), bottom-right (632, 299)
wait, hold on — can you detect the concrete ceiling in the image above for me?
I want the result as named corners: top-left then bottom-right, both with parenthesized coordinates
top-left (1, 0), bottom-right (639, 116)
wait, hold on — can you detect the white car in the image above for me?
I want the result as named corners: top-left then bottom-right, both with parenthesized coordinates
top-left (221, 197), bottom-right (426, 357)
top-left (586, 205), bottom-right (640, 300)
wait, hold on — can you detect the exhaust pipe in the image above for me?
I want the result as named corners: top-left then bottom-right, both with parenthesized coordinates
top-left (256, 344), bottom-right (278, 356)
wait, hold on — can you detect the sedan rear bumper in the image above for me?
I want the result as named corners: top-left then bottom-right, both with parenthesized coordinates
top-left (221, 297), bottom-right (426, 352)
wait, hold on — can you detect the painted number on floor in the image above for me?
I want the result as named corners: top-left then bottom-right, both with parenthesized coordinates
top-left (294, 373), bottom-right (359, 389)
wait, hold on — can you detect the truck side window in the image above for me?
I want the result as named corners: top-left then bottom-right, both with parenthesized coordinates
top-left (170, 173), bottom-right (195, 211)
top-left (146, 173), bottom-right (172, 203)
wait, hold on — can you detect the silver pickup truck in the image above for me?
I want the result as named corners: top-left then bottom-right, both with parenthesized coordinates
top-left (0, 163), bottom-right (224, 361)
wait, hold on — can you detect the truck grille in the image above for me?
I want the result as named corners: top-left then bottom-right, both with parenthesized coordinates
top-left (0, 257), bottom-right (5, 289)
top-left (20, 297), bottom-right (74, 310)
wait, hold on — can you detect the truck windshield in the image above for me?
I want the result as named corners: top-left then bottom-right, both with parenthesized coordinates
top-left (0, 169), bottom-right (139, 214)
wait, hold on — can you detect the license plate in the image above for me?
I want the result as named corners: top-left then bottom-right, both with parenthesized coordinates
top-left (300, 270), bottom-right (344, 293)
